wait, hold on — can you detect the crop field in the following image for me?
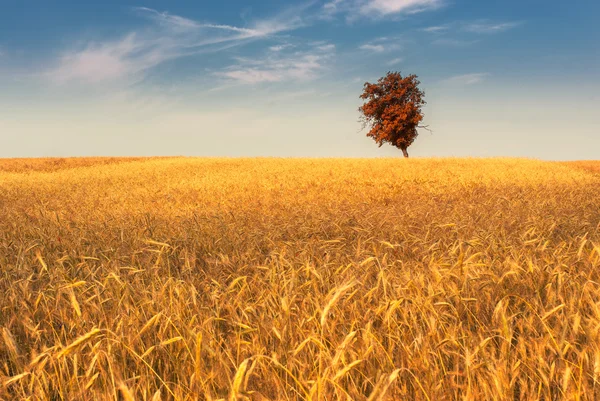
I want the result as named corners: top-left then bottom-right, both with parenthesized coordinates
top-left (1, 157), bottom-right (600, 401)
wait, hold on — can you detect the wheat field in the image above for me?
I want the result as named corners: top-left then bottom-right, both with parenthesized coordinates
top-left (1, 157), bottom-right (599, 401)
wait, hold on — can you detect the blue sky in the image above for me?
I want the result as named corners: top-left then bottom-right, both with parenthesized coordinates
top-left (1, 0), bottom-right (598, 159)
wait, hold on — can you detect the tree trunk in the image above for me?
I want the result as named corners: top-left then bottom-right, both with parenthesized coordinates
top-left (401, 147), bottom-right (409, 158)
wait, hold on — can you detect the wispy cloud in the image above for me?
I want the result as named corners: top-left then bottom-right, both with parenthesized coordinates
top-left (358, 36), bottom-right (403, 53)
top-left (432, 38), bottom-right (479, 47)
top-left (323, 0), bottom-right (445, 20)
top-left (422, 25), bottom-right (449, 33)
top-left (426, 19), bottom-right (520, 47)
top-left (134, 6), bottom-right (306, 38)
top-left (463, 21), bottom-right (522, 34)
top-left (386, 57), bottom-right (403, 66)
top-left (442, 72), bottom-right (490, 85)
top-left (317, 43), bottom-right (336, 52)
top-left (269, 44), bottom-right (294, 52)
top-left (359, 44), bottom-right (385, 52)
top-left (47, 34), bottom-right (156, 84)
top-left (45, 6), bottom-right (305, 85)
top-left (423, 20), bottom-right (521, 36)
top-left (360, 0), bottom-right (444, 16)
top-left (422, 20), bottom-right (521, 42)
top-left (323, 0), bottom-right (345, 15)
top-left (215, 55), bottom-right (324, 84)
top-left (215, 43), bottom-right (335, 85)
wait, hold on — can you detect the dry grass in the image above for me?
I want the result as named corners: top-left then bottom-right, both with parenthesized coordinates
top-left (0, 157), bottom-right (151, 173)
top-left (561, 161), bottom-right (600, 176)
top-left (0, 157), bottom-right (599, 401)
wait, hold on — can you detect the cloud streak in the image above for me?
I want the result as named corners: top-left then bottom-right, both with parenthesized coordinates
top-left (359, 44), bottom-right (385, 52)
top-left (442, 73), bottom-right (490, 85)
top-left (360, 0), bottom-right (444, 16)
top-left (432, 38), bottom-right (479, 47)
top-left (323, 0), bottom-right (445, 20)
top-left (45, 6), bottom-right (305, 85)
top-left (215, 43), bottom-right (335, 85)
top-left (358, 36), bottom-right (404, 53)
top-left (386, 57), bottom-right (403, 66)
top-left (463, 21), bottom-right (522, 34)
top-left (269, 44), bottom-right (294, 52)
top-left (422, 25), bottom-right (449, 33)
top-left (423, 20), bottom-right (521, 36)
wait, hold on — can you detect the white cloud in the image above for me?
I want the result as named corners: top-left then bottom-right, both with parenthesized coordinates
top-left (432, 38), bottom-right (478, 47)
top-left (44, 7), bottom-right (305, 85)
top-left (218, 69), bottom-right (284, 84)
top-left (442, 73), bottom-right (490, 85)
top-left (216, 53), bottom-right (328, 85)
top-left (359, 36), bottom-right (403, 53)
top-left (317, 44), bottom-right (336, 52)
top-left (422, 20), bottom-right (521, 37)
top-left (269, 44), bottom-right (294, 52)
top-left (463, 21), bottom-right (521, 34)
top-left (360, 0), bottom-right (444, 16)
top-left (422, 25), bottom-right (448, 33)
top-left (134, 6), bottom-right (304, 38)
top-left (133, 7), bottom-right (202, 31)
top-left (215, 41), bottom-right (336, 85)
top-left (324, 0), bottom-right (445, 19)
top-left (48, 34), bottom-right (152, 84)
top-left (323, 0), bottom-right (346, 14)
top-left (386, 57), bottom-right (403, 66)
top-left (359, 44), bottom-right (385, 52)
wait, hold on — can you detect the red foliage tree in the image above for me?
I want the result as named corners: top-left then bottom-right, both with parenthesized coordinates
top-left (359, 71), bottom-right (428, 158)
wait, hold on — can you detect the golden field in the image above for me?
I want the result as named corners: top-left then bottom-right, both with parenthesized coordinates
top-left (1, 157), bottom-right (600, 401)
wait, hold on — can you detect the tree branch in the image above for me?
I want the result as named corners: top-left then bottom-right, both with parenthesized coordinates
top-left (418, 125), bottom-right (433, 134)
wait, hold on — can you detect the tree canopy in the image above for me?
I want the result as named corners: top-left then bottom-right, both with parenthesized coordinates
top-left (359, 71), bottom-right (427, 158)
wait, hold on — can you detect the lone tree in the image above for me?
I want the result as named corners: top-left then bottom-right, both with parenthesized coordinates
top-left (359, 71), bottom-right (428, 158)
